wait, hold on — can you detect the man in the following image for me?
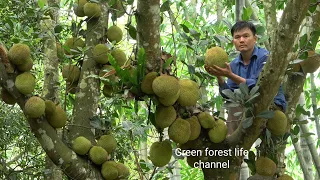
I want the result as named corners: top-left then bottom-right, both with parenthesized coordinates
top-left (205, 21), bottom-right (286, 134)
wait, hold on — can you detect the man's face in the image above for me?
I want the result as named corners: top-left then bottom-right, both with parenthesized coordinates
top-left (232, 28), bottom-right (257, 53)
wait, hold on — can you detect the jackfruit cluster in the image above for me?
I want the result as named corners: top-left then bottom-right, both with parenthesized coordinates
top-left (267, 110), bottom-right (287, 136)
top-left (152, 75), bottom-right (180, 99)
top-left (149, 140), bottom-right (172, 167)
top-left (101, 161), bottom-right (130, 180)
top-left (107, 25), bottom-right (123, 43)
top-left (8, 43), bottom-right (31, 66)
top-left (72, 136), bottom-right (92, 155)
top-left (73, 0), bottom-right (101, 18)
top-left (205, 46), bottom-right (228, 68)
top-left (255, 156), bottom-right (276, 176)
top-left (73, 0), bottom-right (88, 17)
top-left (208, 119), bottom-right (228, 143)
top-left (24, 96), bottom-right (46, 118)
top-left (168, 118), bottom-right (191, 144)
top-left (15, 72), bottom-right (36, 95)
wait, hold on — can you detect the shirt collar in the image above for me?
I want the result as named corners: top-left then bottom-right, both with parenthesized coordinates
top-left (235, 46), bottom-right (258, 64)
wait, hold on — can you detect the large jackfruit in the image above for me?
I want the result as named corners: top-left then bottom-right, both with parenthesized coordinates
top-left (152, 75), bottom-right (180, 99)
top-left (73, 0), bottom-right (88, 17)
top-left (168, 118), bottom-right (191, 144)
top-left (15, 72), bottom-right (36, 95)
top-left (24, 96), bottom-right (46, 118)
top-left (141, 72), bottom-right (158, 94)
top-left (89, 146), bottom-right (108, 165)
top-left (158, 89), bottom-right (180, 106)
top-left (93, 44), bottom-right (109, 64)
top-left (208, 119), bottom-right (228, 143)
top-left (255, 156), bottom-right (276, 176)
top-left (187, 116), bottom-right (201, 141)
top-left (155, 105), bottom-right (176, 129)
top-left (72, 136), bottom-right (92, 155)
top-left (8, 43), bottom-right (31, 65)
top-left (62, 65), bottom-right (81, 83)
top-left (1, 88), bottom-right (16, 105)
top-left (277, 174), bottom-right (293, 180)
top-left (177, 79), bottom-right (200, 106)
top-left (97, 134), bottom-right (117, 154)
top-left (47, 105), bottom-right (67, 128)
top-left (197, 111), bottom-right (215, 129)
top-left (107, 25), bottom-right (123, 43)
top-left (205, 46), bottom-right (228, 68)
top-left (149, 140), bottom-right (172, 167)
top-left (111, 49), bottom-right (128, 67)
top-left (267, 110), bottom-right (287, 136)
top-left (101, 161), bottom-right (119, 180)
top-left (83, 3), bottom-right (101, 18)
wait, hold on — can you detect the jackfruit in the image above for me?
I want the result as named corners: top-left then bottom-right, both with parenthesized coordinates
top-left (99, 65), bottom-right (117, 84)
top-left (83, 3), bottom-right (101, 18)
top-left (74, 0), bottom-right (88, 17)
top-left (62, 65), bottom-right (81, 82)
top-left (178, 79), bottom-right (200, 106)
top-left (1, 88), bottom-right (16, 105)
top-left (255, 156), bottom-right (276, 176)
top-left (158, 89), bottom-right (180, 106)
top-left (277, 174), bottom-right (293, 180)
top-left (141, 72), bottom-right (158, 94)
top-left (17, 58), bottom-right (33, 72)
top-left (24, 96), bottom-right (46, 118)
top-left (72, 136), bottom-right (92, 155)
top-left (155, 105), bottom-right (176, 128)
top-left (103, 84), bottom-right (114, 97)
top-left (208, 119), bottom-right (228, 143)
top-left (149, 140), bottom-right (172, 167)
top-left (168, 118), bottom-right (191, 144)
top-left (267, 110), bottom-right (287, 136)
top-left (197, 112), bottom-right (215, 129)
top-left (15, 72), bottom-right (36, 95)
top-left (45, 100), bottom-right (56, 116)
top-left (116, 162), bottom-right (130, 179)
top-left (47, 105), bottom-right (67, 128)
top-left (93, 44), bottom-right (109, 64)
top-left (63, 37), bottom-right (85, 55)
top-left (97, 134), bottom-right (117, 153)
top-left (205, 46), bottom-right (228, 68)
top-left (152, 75), bottom-right (180, 98)
top-left (101, 161), bottom-right (118, 180)
top-left (300, 55), bottom-right (320, 73)
top-left (107, 25), bottom-right (123, 43)
top-left (187, 116), bottom-right (201, 141)
top-left (89, 146), bottom-right (108, 165)
top-left (8, 43), bottom-right (31, 65)
top-left (111, 49), bottom-right (128, 66)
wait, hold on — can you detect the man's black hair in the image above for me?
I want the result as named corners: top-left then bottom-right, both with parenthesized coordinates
top-left (231, 21), bottom-right (256, 36)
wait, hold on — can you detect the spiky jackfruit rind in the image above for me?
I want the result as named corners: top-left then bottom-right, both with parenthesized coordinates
top-left (277, 174), bottom-right (293, 180)
top-left (111, 49), bottom-right (128, 67)
top-left (149, 140), bottom-right (172, 167)
top-left (101, 163), bottom-right (118, 180)
top-left (155, 105), bottom-right (176, 129)
top-left (187, 116), bottom-right (201, 141)
top-left (15, 72), bottom-right (36, 95)
top-left (107, 25), bottom-right (123, 43)
top-left (89, 146), bottom-right (108, 165)
top-left (208, 119), bottom-right (228, 143)
top-left (17, 58), bottom-right (33, 72)
top-left (267, 110), bottom-right (287, 136)
top-left (73, 0), bottom-right (88, 17)
top-left (24, 96), bottom-right (46, 118)
top-left (197, 112), bottom-right (215, 129)
top-left (152, 75), bottom-right (180, 99)
top-left (45, 100), bottom-right (56, 116)
top-left (158, 89), bottom-right (180, 106)
top-left (178, 79), bottom-right (200, 106)
top-left (47, 105), bottom-right (67, 128)
top-left (255, 156), bottom-right (276, 176)
top-left (97, 134), bottom-right (117, 154)
top-left (83, 3), bottom-right (101, 18)
top-left (93, 44), bottom-right (109, 64)
top-left (8, 43), bottom-right (31, 65)
top-left (62, 65), bottom-right (81, 82)
top-left (168, 118), bottom-right (191, 144)
top-left (205, 46), bottom-right (228, 68)
top-left (63, 37), bottom-right (85, 55)
top-left (116, 162), bottom-right (130, 179)
top-left (72, 136), bottom-right (92, 155)
top-left (1, 88), bottom-right (16, 105)
top-left (141, 72), bottom-right (158, 94)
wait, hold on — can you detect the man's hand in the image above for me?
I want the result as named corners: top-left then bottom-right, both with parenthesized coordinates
top-left (205, 62), bottom-right (232, 77)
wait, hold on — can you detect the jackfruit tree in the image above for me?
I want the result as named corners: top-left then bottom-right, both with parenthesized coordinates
top-left (0, 0), bottom-right (319, 180)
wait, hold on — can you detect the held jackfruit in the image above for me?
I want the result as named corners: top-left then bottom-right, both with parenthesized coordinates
top-left (8, 43), bottom-right (31, 65)
top-left (83, 3), bottom-right (101, 18)
top-left (255, 156), bottom-right (276, 176)
top-left (141, 72), bottom-right (158, 94)
top-left (72, 136), bottom-right (92, 155)
top-left (177, 79), bottom-right (200, 106)
top-left (24, 96), bottom-right (46, 118)
top-left (267, 110), bottom-right (287, 136)
top-left (168, 118), bottom-right (191, 144)
top-left (107, 25), bottom-right (123, 43)
top-left (155, 105), bottom-right (176, 129)
top-left (97, 134), bottom-right (117, 154)
top-left (47, 105), bottom-right (67, 128)
top-left (197, 112), bottom-right (215, 129)
top-left (89, 146), bottom-right (108, 165)
top-left (15, 72), bottom-right (36, 95)
top-left (93, 44), bottom-right (109, 64)
top-left (208, 119), bottom-right (228, 143)
top-left (152, 75), bottom-right (180, 99)
top-left (149, 140), bottom-right (172, 167)
top-left (205, 46), bottom-right (228, 68)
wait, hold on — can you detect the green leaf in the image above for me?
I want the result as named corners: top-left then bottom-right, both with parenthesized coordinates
top-left (38, 0), bottom-right (47, 8)
top-left (127, 0), bottom-right (134, 5)
top-left (160, 1), bottom-right (170, 12)
top-left (292, 138), bottom-right (299, 143)
top-left (180, 24), bottom-right (189, 33)
top-left (189, 29), bottom-right (200, 41)
top-left (291, 125), bottom-right (300, 135)
top-left (257, 110), bottom-right (274, 119)
top-left (126, 24), bottom-right (136, 40)
top-left (221, 89), bottom-right (235, 99)
top-left (122, 121), bottom-right (133, 131)
top-left (233, 111), bottom-right (242, 117)
top-left (256, 26), bottom-right (265, 35)
top-left (162, 57), bottom-right (173, 70)
top-left (242, 117), bottom-right (253, 129)
top-left (299, 34), bottom-right (308, 48)
top-left (314, 108), bottom-right (320, 116)
top-left (248, 151), bottom-right (255, 161)
top-left (188, 65), bottom-right (195, 74)
top-left (239, 83), bottom-right (249, 96)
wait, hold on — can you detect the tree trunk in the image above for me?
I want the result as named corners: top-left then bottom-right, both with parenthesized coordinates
top-left (235, 0), bottom-right (245, 21)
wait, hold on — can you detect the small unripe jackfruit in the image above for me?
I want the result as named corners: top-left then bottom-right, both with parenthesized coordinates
top-left (89, 146), bottom-right (108, 165)
top-left (155, 105), bottom-right (176, 128)
top-left (15, 72), bottom-right (36, 95)
top-left (97, 134), bottom-right (117, 153)
top-left (74, 0), bottom-right (88, 17)
top-left (62, 65), bottom-right (81, 82)
top-left (255, 156), bottom-right (276, 176)
top-left (208, 119), bottom-right (227, 143)
top-left (178, 79), bottom-right (200, 106)
top-left (24, 96), bottom-right (46, 118)
top-left (197, 112), bottom-right (215, 129)
top-left (149, 140), bottom-right (172, 167)
top-left (84, 3), bottom-right (101, 18)
top-left (116, 162), bottom-right (130, 179)
top-left (47, 105), bottom-right (67, 128)
top-left (141, 72), bottom-right (158, 94)
top-left (93, 44), bottom-right (109, 64)
top-left (205, 46), bottom-right (228, 68)
top-left (101, 161), bottom-right (118, 180)
top-left (8, 43), bottom-right (31, 65)
top-left (72, 136), bottom-right (92, 155)
top-left (107, 25), bottom-right (123, 43)
top-left (267, 110), bottom-right (287, 136)
top-left (152, 75), bottom-right (180, 98)
top-left (17, 58), bottom-right (33, 72)
top-left (168, 118), bottom-right (191, 144)
top-left (187, 116), bottom-right (201, 141)
top-left (111, 49), bottom-right (128, 66)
